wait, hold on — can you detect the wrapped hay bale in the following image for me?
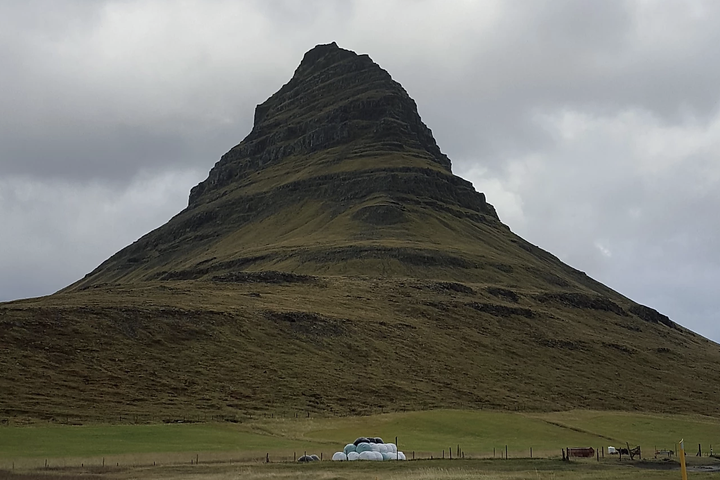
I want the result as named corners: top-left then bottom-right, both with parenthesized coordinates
top-left (353, 437), bottom-right (370, 446)
top-left (343, 443), bottom-right (356, 455)
top-left (359, 451), bottom-right (383, 461)
top-left (382, 452), bottom-right (396, 461)
top-left (356, 442), bottom-right (373, 453)
top-left (386, 443), bottom-right (397, 453)
top-left (378, 444), bottom-right (389, 453)
top-left (398, 452), bottom-right (406, 461)
top-left (297, 455), bottom-right (315, 463)
top-left (332, 452), bottom-right (347, 461)
top-left (310, 455), bottom-right (320, 461)
top-left (347, 452), bottom-right (360, 461)
top-left (371, 437), bottom-right (384, 444)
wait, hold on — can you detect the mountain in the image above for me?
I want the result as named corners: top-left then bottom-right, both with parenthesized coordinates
top-left (2, 43), bottom-right (719, 422)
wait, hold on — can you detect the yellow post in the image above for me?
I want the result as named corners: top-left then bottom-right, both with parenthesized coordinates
top-left (679, 439), bottom-right (688, 480)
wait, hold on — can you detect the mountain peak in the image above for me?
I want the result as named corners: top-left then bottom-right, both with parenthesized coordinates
top-left (293, 42), bottom-right (356, 78)
top-left (189, 44), bottom-right (453, 206)
top-left (75, 44), bottom-right (508, 287)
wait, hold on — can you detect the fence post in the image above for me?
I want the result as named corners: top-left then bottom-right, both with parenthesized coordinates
top-left (530, 447), bottom-right (533, 458)
top-left (506, 445), bottom-right (508, 459)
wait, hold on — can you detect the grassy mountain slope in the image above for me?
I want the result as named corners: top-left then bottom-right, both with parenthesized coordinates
top-left (2, 275), bottom-right (719, 420)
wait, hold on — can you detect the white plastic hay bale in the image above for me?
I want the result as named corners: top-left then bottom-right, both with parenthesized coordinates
top-left (332, 452), bottom-right (347, 461)
top-left (356, 442), bottom-right (373, 453)
top-left (398, 451), bottom-right (406, 461)
top-left (344, 443), bottom-right (356, 455)
top-left (378, 444), bottom-right (388, 453)
top-left (385, 443), bottom-right (397, 453)
top-left (371, 451), bottom-right (383, 461)
top-left (370, 443), bottom-right (380, 452)
top-left (347, 452), bottom-right (360, 461)
top-left (382, 452), bottom-right (396, 461)
top-left (358, 451), bottom-right (375, 461)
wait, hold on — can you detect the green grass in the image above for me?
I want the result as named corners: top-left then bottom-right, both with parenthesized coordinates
top-left (260, 409), bottom-right (720, 457)
top-left (0, 423), bottom-right (312, 459)
top-left (2, 409), bottom-right (719, 462)
top-left (530, 410), bottom-right (720, 450)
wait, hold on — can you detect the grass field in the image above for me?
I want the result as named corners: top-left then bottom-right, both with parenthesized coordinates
top-left (1, 458), bottom-right (719, 480)
top-left (1, 409), bottom-right (719, 476)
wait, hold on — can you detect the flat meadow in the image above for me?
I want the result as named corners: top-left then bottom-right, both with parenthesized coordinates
top-left (1, 409), bottom-right (719, 479)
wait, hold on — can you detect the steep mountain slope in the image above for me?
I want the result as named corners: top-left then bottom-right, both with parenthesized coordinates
top-left (1, 43), bottom-right (719, 422)
top-left (66, 42), bottom-right (604, 297)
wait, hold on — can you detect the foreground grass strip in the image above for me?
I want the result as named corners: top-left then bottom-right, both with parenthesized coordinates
top-left (4, 459), bottom-right (718, 480)
top-left (0, 423), bottom-right (315, 459)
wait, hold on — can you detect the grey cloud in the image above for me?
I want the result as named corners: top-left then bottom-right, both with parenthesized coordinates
top-left (1, 0), bottom-right (719, 343)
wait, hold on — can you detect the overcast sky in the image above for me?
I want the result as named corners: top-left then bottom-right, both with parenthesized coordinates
top-left (1, 0), bottom-right (719, 342)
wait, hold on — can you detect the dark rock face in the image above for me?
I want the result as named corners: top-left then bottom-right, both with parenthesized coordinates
top-left (189, 42), bottom-right (456, 207)
top-left (629, 304), bottom-right (679, 330)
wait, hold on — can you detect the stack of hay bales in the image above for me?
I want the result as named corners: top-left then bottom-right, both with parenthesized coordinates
top-left (332, 437), bottom-right (406, 461)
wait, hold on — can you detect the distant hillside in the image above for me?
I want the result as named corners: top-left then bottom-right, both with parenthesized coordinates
top-left (1, 43), bottom-right (719, 422)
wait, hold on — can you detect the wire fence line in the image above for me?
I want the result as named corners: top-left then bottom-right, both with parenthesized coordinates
top-left (3, 443), bottom-right (718, 472)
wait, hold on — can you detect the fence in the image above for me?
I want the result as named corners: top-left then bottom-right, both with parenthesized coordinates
top-left (7, 444), bottom-right (707, 472)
